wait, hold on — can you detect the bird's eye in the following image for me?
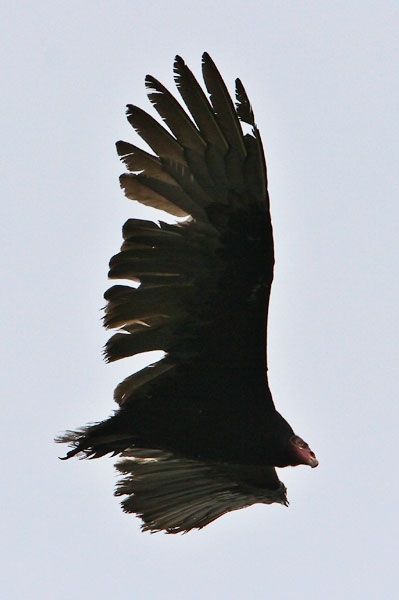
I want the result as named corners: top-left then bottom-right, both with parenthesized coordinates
top-left (297, 439), bottom-right (308, 449)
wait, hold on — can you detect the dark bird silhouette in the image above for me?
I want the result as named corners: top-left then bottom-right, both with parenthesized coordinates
top-left (57, 53), bottom-right (318, 533)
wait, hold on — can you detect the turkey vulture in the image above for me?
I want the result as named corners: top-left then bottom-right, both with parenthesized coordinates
top-left (58, 53), bottom-right (318, 533)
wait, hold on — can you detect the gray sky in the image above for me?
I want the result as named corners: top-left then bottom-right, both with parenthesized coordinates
top-left (2, 1), bottom-right (398, 598)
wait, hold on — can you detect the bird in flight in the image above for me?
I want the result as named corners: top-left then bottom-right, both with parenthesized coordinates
top-left (58, 53), bottom-right (318, 533)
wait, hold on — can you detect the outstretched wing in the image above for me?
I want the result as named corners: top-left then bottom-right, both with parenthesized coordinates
top-left (106, 53), bottom-right (274, 401)
top-left (115, 449), bottom-right (287, 534)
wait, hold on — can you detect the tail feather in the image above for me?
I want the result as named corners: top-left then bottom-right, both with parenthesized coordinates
top-left (56, 423), bottom-right (136, 460)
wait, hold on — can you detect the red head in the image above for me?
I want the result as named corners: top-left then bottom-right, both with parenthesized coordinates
top-left (288, 435), bottom-right (318, 468)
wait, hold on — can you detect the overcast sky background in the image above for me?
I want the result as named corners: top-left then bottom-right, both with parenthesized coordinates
top-left (2, 1), bottom-right (398, 598)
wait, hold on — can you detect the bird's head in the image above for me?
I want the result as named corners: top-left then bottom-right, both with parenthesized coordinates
top-left (287, 435), bottom-right (318, 468)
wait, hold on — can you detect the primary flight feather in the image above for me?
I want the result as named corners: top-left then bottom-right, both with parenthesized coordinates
top-left (58, 53), bottom-right (318, 533)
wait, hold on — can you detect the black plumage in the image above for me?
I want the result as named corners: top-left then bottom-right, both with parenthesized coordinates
top-left (57, 53), bottom-right (318, 533)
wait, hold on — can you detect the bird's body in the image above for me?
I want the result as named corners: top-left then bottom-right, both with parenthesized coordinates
top-left (58, 53), bottom-right (318, 533)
